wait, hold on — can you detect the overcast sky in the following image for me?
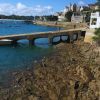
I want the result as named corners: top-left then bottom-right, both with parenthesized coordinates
top-left (0, 0), bottom-right (96, 16)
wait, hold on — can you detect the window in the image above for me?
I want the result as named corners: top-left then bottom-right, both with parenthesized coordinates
top-left (91, 18), bottom-right (97, 25)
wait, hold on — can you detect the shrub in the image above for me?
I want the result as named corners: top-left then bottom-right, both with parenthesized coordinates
top-left (93, 28), bottom-right (100, 46)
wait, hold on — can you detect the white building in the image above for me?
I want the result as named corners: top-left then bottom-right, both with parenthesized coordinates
top-left (55, 3), bottom-right (87, 22)
top-left (54, 12), bottom-right (66, 21)
top-left (71, 13), bottom-right (84, 23)
top-left (58, 7), bottom-right (69, 21)
top-left (90, 12), bottom-right (100, 29)
top-left (58, 15), bottom-right (66, 21)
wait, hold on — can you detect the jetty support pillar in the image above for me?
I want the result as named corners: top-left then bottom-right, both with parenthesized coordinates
top-left (28, 38), bottom-right (35, 45)
top-left (11, 40), bottom-right (18, 44)
top-left (80, 31), bottom-right (86, 41)
top-left (67, 34), bottom-right (74, 43)
top-left (77, 32), bottom-right (81, 41)
top-left (49, 37), bottom-right (53, 45)
top-left (29, 40), bottom-right (33, 45)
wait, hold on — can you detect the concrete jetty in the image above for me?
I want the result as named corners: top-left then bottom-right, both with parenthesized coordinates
top-left (0, 29), bottom-right (86, 45)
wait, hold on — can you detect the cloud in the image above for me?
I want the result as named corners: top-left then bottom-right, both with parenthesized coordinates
top-left (0, 2), bottom-right (53, 16)
top-left (78, 0), bottom-right (85, 6)
top-left (16, 2), bottom-right (26, 10)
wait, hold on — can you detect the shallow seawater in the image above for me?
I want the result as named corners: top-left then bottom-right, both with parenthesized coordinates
top-left (0, 44), bottom-right (53, 87)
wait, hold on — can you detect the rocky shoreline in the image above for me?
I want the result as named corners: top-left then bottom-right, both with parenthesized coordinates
top-left (35, 21), bottom-right (86, 29)
top-left (0, 42), bottom-right (100, 100)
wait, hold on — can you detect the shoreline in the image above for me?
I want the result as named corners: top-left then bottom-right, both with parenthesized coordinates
top-left (0, 19), bottom-right (28, 21)
top-left (0, 42), bottom-right (99, 100)
top-left (0, 20), bottom-right (99, 99)
top-left (34, 21), bottom-right (87, 29)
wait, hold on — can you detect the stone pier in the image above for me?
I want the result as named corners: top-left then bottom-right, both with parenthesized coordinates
top-left (0, 29), bottom-right (86, 45)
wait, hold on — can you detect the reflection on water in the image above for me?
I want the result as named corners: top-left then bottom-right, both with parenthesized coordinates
top-left (53, 36), bottom-right (60, 42)
top-left (52, 35), bottom-right (69, 43)
top-left (62, 36), bottom-right (68, 41)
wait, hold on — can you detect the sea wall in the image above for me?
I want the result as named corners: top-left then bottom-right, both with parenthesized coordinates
top-left (35, 21), bottom-right (87, 29)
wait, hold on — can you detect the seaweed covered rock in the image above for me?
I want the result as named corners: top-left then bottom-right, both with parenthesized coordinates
top-left (0, 42), bottom-right (100, 100)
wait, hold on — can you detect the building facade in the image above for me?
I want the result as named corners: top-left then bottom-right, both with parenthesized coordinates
top-left (90, 12), bottom-right (100, 29)
top-left (88, 3), bottom-right (100, 10)
top-left (71, 12), bottom-right (84, 23)
top-left (55, 3), bottom-right (86, 22)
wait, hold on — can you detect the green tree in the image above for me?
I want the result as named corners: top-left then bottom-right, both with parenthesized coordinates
top-left (93, 28), bottom-right (100, 46)
top-left (65, 11), bottom-right (73, 22)
top-left (97, 0), bottom-right (100, 11)
top-left (85, 12), bottom-right (91, 22)
top-left (44, 15), bottom-right (58, 21)
top-left (93, 0), bottom-right (100, 46)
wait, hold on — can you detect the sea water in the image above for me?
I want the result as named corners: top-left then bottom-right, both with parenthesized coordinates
top-left (0, 20), bottom-right (59, 87)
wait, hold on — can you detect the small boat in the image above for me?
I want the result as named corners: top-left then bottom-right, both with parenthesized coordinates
top-left (0, 39), bottom-right (12, 45)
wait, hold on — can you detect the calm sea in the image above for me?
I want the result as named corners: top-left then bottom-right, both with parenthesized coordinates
top-left (0, 20), bottom-right (59, 87)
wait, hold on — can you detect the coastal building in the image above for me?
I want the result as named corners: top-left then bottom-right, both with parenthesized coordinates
top-left (58, 15), bottom-right (66, 21)
top-left (55, 3), bottom-right (87, 22)
top-left (69, 3), bottom-right (85, 12)
top-left (88, 2), bottom-right (100, 10)
top-left (55, 4), bottom-right (79, 21)
top-left (60, 6), bottom-right (70, 21)
top-left (90, 12), bottom-right (100, 29)
top-left (71, 12), bottom-right (84, 23)
top-left (55, 6), bottom-right (69, 21)
top-left (70, 3), bottom-right (77, 12)
top-left (80, 6), bottom-right (90, 12)
top-left (54, 12), bottom-right (64, 21)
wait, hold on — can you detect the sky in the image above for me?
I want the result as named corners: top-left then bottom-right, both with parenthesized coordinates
top-left (0, 0), bottom-right (96, 16)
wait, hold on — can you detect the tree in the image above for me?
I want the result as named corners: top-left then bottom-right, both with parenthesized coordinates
top-left (93, 28), bottom-right (100, 46)
top-left (85, 12), bottom-right (91, 22)
top-left (97, 0), bottom-right (100, 11)
top-left (65, 11), bottom-right (73, 22)
top-left (92, 0), bottom-right (100, 46)
top-left (97, 0), bottom-right (100, 3)
top-left (0, 15), bottom-right (34, 20)
top-left (44, 15), bottom-right (58, 21)
top-left (73, 3), bottom-right (77, 12)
